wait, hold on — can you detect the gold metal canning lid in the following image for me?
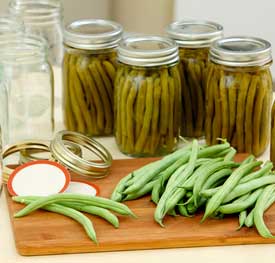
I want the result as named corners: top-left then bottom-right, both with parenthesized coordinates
top-left (19, 140), bottom-right (82, 164)
top-left (3, 131), bottom-right (112, 183)
top-left (2, 140), bottom-right (50, 184)
top-left (50, 130), bottom-right (112, 178)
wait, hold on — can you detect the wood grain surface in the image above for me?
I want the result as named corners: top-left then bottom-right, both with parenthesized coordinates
top-left (5, 155), bottom-right (275, 256)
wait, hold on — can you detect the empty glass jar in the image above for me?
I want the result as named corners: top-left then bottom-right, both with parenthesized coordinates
top-left (115, 36), bottom-right (181, 157)
top-left (0, 14), bottom-right (24, 40)
top-left (206, 37), bottom-right (273, 156)
top-left (0, 35), bottom-right (54, 145)
top-left (9, 0), bottom-right (63, 66)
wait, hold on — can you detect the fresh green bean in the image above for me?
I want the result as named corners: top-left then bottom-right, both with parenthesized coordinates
top-left (123, 180), bottom-right (156, 201)
top-left (245, 194), bottom-right (275, 228)
top-left (201, 161), bottom-right (262, 222)
top-left (155, 140), bottom-right (199, 226)
top-left (193, 160), bottom-right (239, 206)
top-left (110, 173), bottom-right (133, 202)
top-left (57, 201), bottom-right (119, 228)
top-left (223, 175), bottom-right (275, 203)
top-left (224, 147), bottom-right (237, 161)
top-left (202, 169), bottom-right (232, 191)
top-left (254, 184), bottom-right (275, 238)
top-left (239, 161), bottom-right (273, 184)
top-left (13, 198), bottom-right (97, 243)
top-left (13, 194), bottom-right (136, 218)
top-left (237, 210), bottom-right (247, 230)
top-left (218, 188), bottom-right (263, 214)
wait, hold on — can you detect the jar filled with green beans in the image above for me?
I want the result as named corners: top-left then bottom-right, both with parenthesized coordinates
top-left (63, 19), bottom-right (123, 136)
top-left (206, 37), bottom-right (273, 156)
top-left (270, 102), bottom-right (275, 166)
top-left (115, 36), bottom-right (181, 157)
top-left (166, 20), bottom-right (223, 138)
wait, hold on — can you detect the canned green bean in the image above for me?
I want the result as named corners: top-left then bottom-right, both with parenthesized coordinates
top-left (115, 36), bottom-right (181, 157)
top-left (63, 19), bottom-right (123, 136)
top-left (206, 36), bottom-right (273, 156)
top-left (270, 102), bottom-right (275, 166)
top-left (166, 20), bottom-right (223, 138)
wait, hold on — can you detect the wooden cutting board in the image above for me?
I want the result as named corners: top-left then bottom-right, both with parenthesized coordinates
top-left (5, 155), bottom-right (275, 256)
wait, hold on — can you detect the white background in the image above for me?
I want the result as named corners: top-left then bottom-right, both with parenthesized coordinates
top-left (174, 0), bottom-right (275, 74)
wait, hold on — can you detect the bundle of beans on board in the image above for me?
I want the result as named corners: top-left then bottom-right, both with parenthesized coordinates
top-left (111, 140), bottom-right (275, 238)
top-left (12, 193), bottom-right (136, 244)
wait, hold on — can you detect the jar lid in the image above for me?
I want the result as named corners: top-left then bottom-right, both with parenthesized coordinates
top-left (118, 35), bottom-right (179, 67)
top-left (50, 131), bottom-right (112, 178)
top-left (64, 19), bottom-right (123, 50)
top-left (210, 36), bottom-right (272, 67)
top-left (166, 20), bottom-right (223, 48)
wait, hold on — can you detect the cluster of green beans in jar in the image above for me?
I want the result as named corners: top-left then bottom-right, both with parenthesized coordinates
top-left (114, 64), bottom-right (181, 156)
top-left (178, 47), bottom-right (209, 138)
top-left (270, 102), bottom-right (275, 166)
top-left (206, 64), bottom-right (273, 156)
top-left (63, 50), bottom-right (117, 136)
top-left (13, 193), bottom-right (136, 244)
top-left (111, 139), bottom-right (275, 238)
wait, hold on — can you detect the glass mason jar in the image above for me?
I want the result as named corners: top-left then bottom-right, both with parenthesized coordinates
top-left (0, 35), bottom-right (54, 145)
top-left (63, 19), bottom-right (123, 136)
top-left (0, 14), bottom-right (24, 39)
top-left (166, 20), bottom-right (223, 138)
top-left (9, 0), bottom-right (63, 66)
top-left (115, 36), bottom-right (181, 157)
top-left (206, 37), bottom-right (273, 156)
top-left (271, 102), bottom-right (275, 166)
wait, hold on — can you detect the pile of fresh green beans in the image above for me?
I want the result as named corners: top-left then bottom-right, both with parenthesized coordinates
top-left (111, 139), bottom-right (275, 238)
top-left (178, 47), bottom-right (209, 138)
top-left (12, 193), bottom-right (135, 244)
top-left (63, 50), bottom-right (117, 136)
top-left (205, 63), bottom-right (273, 156)
top-left (114, 64), bottom-right (181, 156)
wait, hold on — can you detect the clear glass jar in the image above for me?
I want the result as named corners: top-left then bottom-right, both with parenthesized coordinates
top-left (166, 20), bottom-right (223, 138)
top-left (0, 35), bottom-right (54, 145)
top-left (63, 19), bottom-right (123, 136)
top-left (206, 37), bottom-right (273, 156)
top-left (9, 0), bottom-right (63, 66)
top-left (115, 36), bottom-right (181, 157)
top-left (0, 14), bottom-right (24, 39)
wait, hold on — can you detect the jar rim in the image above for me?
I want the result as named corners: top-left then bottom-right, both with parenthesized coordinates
top-left (166, 20), bottom-right (223, 48)
top-left (118, 35), bottom-right (179, 67)
top-left (210, 36), bottom-right (273, 67)
top-left (64, 19), bottom-right (123, 50)
top-left (9, 0), bottom-right (63, 24)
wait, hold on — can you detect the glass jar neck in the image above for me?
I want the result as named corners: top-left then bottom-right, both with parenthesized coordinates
top-left (0, 15), bottom-right (24, 38)
top-left (9, 0), bottom-right (62, 25)
top-left (0, 35), bottom-right (47, 65)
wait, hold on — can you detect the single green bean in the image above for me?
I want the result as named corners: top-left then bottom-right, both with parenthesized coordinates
top-left (254, 184), bottom-right (275, 238)
top-left (218, 188), bottom-right (263, 214)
